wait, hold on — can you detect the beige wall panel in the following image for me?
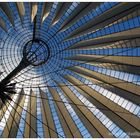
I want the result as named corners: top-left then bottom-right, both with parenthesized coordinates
top-left (68, 54), bottom-right (140, 67)
top-left (0, 3), bottom-right (14, 26)
top-left (58, 83), bottom-right (114, 138)
top-left (40, 99), bottom-right (50, 138)
top-left (16, 2), bottom-right (25, 23)
top-left (68, 66), bottom-right (140, 97)
top-left (74, 85), bottom-right (139, 137)
top-left (41, 3), bottom-right (52, 23)
top-left (30, 91), bottom-right (37, 138)
top-left (40, 90), bottom-right (58, 138)
top-left (65, 3), bottom-right (139, 39)
top-left (24, 95), bottom-right (31, 138)
top-left (64, 75), bottom-right (140, 132)
top-left (0, 17), bottom-right (7, 32)
top-left (2, 95), bottom-right (20, 137)
top-left (49, 87), bottom-right (82, 138)
top-left (67, 28), bottom-right (140, 50)
top-left (9, 94), bottom-right (25, 137)
top-left (31, 3), bottom-right (38, 22)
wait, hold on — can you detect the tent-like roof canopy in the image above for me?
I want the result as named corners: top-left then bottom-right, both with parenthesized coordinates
top-left (0, 2), bottom-right (140, 138)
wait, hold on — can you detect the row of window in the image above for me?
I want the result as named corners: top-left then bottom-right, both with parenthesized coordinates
top-left (48, 2), bottom-right (119, 46)
top-left (79, 63), bottom-right (140, 86)
top-left (70, 71), bottom-right (140, 117)
top-left (58, 16), bottom-right (140, 52)
top-left (0, 94), bottom-right (18, 136)
top-left (41, 2), bottom-right (59, 31)
top-left (68, 47), bottom-right (140, 56)
top-left (45, 88), bottom-right (65, 138)
top-left (95, 66), bottom-right (140, 85)
top-left (16, 89), bottom-right (30, 138)
top-left (36, 88), bottom-right (44, 138)
top-left (56, 87), bottom-right (92, 138)
top-left (46, 2), bottom-right (80, 41)
top-left (67, 83), bottom-right (129, 138)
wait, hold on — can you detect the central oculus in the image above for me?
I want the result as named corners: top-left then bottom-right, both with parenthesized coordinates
top-left (23, 39), bottom-right (50, 66)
